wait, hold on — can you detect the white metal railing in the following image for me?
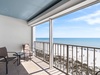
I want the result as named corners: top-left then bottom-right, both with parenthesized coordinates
top-left (34, 41), bottom-right (100, 75)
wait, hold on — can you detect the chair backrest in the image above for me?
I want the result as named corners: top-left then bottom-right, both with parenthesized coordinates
top-left (22, 44), bottom-right (32, 55)
top-left (0, 47), bottom-right (8, 57)
top-left (23, 44), bottom-right (30, 50)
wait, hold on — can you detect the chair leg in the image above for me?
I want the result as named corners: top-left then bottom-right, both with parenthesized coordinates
top-left (16, 56), bottom-right (19, 66)
top-left (6, 62), bottom-right (8, 74)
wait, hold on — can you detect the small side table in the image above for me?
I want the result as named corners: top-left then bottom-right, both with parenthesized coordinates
top-left (13, 52), bottom-right (24, 65)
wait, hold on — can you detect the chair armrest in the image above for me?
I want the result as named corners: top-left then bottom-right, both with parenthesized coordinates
top-left (8, 52), bottom-right (18, 57)
top-left (8, 52), bottom-right (17, 53)
top-left (0, 56), bottom-right (8, 62)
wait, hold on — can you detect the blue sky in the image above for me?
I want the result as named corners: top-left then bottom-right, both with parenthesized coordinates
top-left (36, 3), bottom-right (100, 38)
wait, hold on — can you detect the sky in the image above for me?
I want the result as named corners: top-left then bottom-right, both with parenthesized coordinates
top-left (36, 3), bottom-right (100, 38)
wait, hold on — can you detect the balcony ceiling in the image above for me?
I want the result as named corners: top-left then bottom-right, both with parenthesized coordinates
top-left (0, 0), bottom-right (61, 21)
top-left (28, 0), bottom-right (99, 26)
top-left (0, 0), bottom-right (99, 24)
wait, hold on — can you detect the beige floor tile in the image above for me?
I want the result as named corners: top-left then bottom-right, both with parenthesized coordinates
top-left (0, 56), bottom-right (65, 75)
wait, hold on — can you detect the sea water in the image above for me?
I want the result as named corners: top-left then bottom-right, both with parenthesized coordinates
top-left (36, 38), bottom-right (100, 48)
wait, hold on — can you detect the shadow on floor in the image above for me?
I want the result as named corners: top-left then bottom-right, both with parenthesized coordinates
top-left (0, 57), bottom-right (65, 75)
top-left (0, 60), bottom-right (29, 75)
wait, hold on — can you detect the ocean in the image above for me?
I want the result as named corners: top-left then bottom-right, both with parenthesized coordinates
top-left (36, 38), bottom-right (100, 48)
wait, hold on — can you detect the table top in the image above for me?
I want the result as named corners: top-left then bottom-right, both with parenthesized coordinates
top-left (13, 52), bottom-right (24, 56)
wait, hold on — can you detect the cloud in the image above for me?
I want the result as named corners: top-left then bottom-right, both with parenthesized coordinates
top-left (73, 10), bottom-right (100, 25)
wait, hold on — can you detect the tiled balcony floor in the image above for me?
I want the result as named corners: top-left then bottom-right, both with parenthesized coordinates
top-left (0, 56), bottom-right (65, 75)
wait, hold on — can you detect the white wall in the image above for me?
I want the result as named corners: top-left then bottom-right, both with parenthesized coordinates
top-left (0, 15), bottom-right (31, 52)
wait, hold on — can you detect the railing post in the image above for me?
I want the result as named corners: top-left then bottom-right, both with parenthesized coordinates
top-left (81, 47), bottom-right (83, 75)
top-left (43, 42), bottom-right (45, 61)
top-left (49, 18), bottom-right (53, 68)
top-left (87, 48), bottom-right (89, 75)
top-left (94, 49), bottom-right (95, 75)
top-left (67, 45), bottom-right (69, 74)
top-left (76, 46), bottom-right (78, 75)
top-left (72, 46), bottom-right (73, 75)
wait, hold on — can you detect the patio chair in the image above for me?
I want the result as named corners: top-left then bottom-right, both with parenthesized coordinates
top-left (95, 71), bottom-right (100, 75)
top-left (0, 47), bottom-right (17, 74)
top-left (22, 43), bottom-right (33, 60)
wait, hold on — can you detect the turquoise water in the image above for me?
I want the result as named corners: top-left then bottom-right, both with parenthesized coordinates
top-left (36, 38), bottom-right (100, 48)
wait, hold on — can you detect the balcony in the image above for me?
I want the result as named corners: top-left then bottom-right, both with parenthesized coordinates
top-left (0, 0), bottom-right (100, 75)
top-left (34, 41), bottom-right (100, 75)
top-left (0, 56), bottom-right (65, 75)
top-left (0, 42), bottom-right (100, 75)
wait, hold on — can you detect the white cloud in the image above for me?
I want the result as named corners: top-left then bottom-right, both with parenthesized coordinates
top-left (73, 10), bottom-right (100, 25)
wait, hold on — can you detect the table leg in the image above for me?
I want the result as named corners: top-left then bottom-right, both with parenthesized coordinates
top-left (19, 55), bottom-right (21, 65)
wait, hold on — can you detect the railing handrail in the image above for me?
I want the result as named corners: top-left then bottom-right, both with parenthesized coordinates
top-left (34, 41), bottom-right (100, 49)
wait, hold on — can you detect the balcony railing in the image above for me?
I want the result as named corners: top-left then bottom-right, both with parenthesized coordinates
top-left (34, 41), bottom-right (100, 75)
